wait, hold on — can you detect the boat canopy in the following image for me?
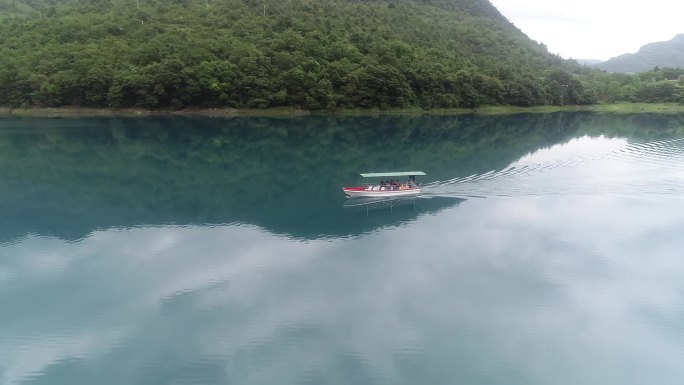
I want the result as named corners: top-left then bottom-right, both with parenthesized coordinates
top-left (360, 171), bottom-right (426, 178)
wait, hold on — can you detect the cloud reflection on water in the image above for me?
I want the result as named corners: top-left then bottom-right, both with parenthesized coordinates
top-left (3, 193), bottom-right (684, 384)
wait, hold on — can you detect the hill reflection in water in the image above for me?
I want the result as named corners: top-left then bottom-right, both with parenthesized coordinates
top-left (2, 112), bottom-right (684, 243)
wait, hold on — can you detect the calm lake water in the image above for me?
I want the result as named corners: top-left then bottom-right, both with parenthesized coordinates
top-left (2, 113), bottom-right (684, 385)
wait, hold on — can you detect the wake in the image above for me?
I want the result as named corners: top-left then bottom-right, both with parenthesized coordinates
top-left (421, 136), bottom-right (684, 199)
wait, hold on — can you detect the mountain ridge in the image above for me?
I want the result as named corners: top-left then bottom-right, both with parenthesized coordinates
top-left (594, 34), bottom-right (684, 73)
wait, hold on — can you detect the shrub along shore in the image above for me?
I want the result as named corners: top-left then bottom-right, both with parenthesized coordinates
top-left (2, 103), bottom-right (684, 118)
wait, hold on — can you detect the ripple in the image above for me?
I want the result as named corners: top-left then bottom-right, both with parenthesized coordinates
top-left (424, 136), bottom-right (684, 199)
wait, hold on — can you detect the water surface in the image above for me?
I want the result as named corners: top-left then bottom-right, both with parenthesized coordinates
top-left (2, 113), bottom-right (684, 385)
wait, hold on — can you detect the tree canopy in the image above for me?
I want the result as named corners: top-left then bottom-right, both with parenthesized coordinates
top-left (0, 0), bottom-right (682, 110)
top-left (0, 0), bottom-right (600, 110)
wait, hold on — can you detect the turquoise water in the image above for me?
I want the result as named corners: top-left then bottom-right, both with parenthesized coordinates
top-left (2, 113), bottom-right (684, 384)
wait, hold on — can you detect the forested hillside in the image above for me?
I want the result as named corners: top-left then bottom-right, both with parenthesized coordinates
top-left (588, 67), bottom-right (684, 103)
top-left (0, 0), bottom-right (598, 110)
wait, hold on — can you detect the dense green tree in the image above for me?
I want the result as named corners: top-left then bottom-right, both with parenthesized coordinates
top-left (0, 0), bottom-right (663, 110)
top-left (585, 67), bottom-right (684, 104)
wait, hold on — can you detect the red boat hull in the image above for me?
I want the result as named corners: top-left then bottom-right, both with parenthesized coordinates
top-left (342, 186), bottom-right (421, 198)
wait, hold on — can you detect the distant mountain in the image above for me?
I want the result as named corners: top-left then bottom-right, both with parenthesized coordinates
top-left (594, 34), bottom-right (684, 73)
top-left (576, 59), bottom-right (603, 66)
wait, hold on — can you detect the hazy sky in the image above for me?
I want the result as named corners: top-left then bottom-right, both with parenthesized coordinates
top-left (488, 0), bottom-right (684, 60)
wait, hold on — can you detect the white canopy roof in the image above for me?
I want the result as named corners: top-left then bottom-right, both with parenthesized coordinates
top-left (359, 171), bottom-right (426, 178)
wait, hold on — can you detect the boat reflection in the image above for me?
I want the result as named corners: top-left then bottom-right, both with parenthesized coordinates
top-left (343, 196), bottom-right (464, 218)
top-left (343, 196), bottom-right (417, 214)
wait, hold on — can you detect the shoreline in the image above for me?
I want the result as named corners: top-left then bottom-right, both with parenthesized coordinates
top-left (0, 107), bottom-right (314, 118)
top-left (1, 103), bottom-right (684, 118)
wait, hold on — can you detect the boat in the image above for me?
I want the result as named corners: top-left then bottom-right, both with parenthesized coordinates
top-left (342, 171), bottom-right (426, 198)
